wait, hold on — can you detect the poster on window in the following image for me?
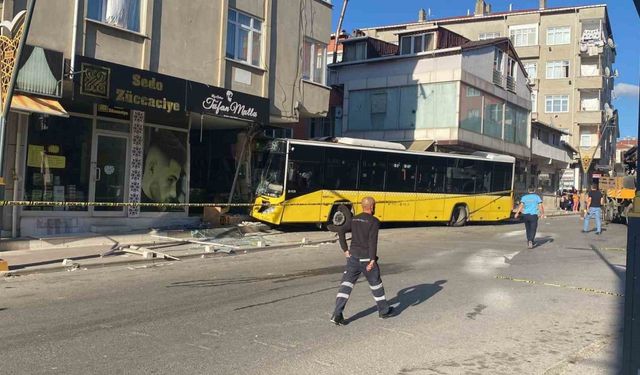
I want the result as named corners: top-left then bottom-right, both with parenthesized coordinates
top-left (141, 127), bottom-right (188, 211)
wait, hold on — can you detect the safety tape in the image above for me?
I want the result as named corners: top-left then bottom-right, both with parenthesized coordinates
top-left (0, 190), bottom-right (513, 208)
top-left (495, 275), bottom-right (624, 298)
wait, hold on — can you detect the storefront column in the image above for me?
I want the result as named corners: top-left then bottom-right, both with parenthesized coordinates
top-left (127, 110), bottom-right (145, 217)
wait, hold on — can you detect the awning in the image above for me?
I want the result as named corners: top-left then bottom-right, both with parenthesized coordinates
top-left (10, 94), bottom-right (68, 117)
top-left (400, 140), bottom-right (435, 151)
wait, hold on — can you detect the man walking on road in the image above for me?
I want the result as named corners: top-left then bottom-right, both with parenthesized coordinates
top-left (583, 183), bottom-right (604, 235)
top-left (515, 186), bottom-right (545, 249)
top-left (330, 197), bottom-right (393, 325)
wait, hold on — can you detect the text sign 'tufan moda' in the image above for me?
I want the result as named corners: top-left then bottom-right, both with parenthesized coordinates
top-left (74, 56), bottom-right (186, 116)
top-left (188, 82), bottom-right (269, 125)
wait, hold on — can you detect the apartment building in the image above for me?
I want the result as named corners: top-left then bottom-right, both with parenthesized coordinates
top-left (329, 27), bottom-right (532, 190)
top-left (355, 0), bottom-right (618, 189)
top-left (0, 0), bottom-right (331, 236)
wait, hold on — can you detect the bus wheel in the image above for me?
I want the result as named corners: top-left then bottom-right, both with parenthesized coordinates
top-left (330, 205), bottom-right (352, 228)
top-left (449, 205), bottom-right (468, 227)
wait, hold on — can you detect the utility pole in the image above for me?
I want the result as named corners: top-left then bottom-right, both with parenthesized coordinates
top-left (332, 0), bottom-right (348, 64)
top-left (0, 0), bottom-right (37, 202)
top-left (622, 84), bottom-right (640, 374)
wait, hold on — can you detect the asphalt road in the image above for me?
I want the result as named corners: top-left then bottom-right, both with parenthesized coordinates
top-left (0, 216), bottom-right (628, 374)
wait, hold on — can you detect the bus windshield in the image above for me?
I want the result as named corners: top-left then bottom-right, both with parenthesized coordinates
top-left (256, 141), bottom-right (287, 197)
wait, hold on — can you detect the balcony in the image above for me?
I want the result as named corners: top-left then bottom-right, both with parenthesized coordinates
top-left (532, 138), bottom-right (572, 164)
top-left (298, 80), bottom-right (331, 117)
top-left (506, 76), bottom-right (516, 92)
top-left (575, 75), bottom-right (604, 90)
top-left (492, 70), bottom-right (503, 87)
top-left (575, 110), bottom-right (603, 124)
top-left (513, 45), bottom-right (540, 59)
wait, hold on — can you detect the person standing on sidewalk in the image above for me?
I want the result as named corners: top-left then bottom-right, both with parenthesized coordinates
top-left (330, 197), bottom-right (393, 325)
top-left (514, 186), bottom-right (545, 249)
top-left (583, 184), bottom-right (604, 235)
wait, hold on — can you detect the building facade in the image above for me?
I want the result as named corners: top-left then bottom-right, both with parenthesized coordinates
top-left (355, 0), bottom-right (618, 188)
top-left (329, 28), bottom-right (532, 191)
top-left (0, 0), bottom-right (331, 237)
top-left (530, 120), bottom-right (575, 192)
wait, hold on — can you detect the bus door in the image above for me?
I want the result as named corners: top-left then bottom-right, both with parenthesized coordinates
top-left (281, 144), bottom-right (324, 223)
top-left (415, 157), bottom-right (446, 221)
top-left (357, 152), bottom-right (387, 220)
top-left (384, 155), bottom-right (418, 222)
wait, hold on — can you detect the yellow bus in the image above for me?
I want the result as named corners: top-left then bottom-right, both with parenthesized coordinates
top-left (251, 138), bottom-right (515, 229)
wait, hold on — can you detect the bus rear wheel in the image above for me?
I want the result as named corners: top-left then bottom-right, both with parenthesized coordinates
top-left (328, 204), bottom-right (352, 230)
top-left (449, 205), bottom-right (468, 227)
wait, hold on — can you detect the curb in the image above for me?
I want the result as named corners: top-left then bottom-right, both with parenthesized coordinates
top-left (1, 237), bottom-right (339, 277)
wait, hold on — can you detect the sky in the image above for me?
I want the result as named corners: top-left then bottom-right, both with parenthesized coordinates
top-left (331, 0), bottom-right (639, 139)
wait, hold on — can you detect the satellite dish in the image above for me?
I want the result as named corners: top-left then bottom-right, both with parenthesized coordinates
top-left (579, 44), bottom-right (588, 52)
top-left (614, 69), bottom-right (619, 77)
top-left (604, 67), bottom-right (610, 77)
top-left (607, 38), bottom-right (615, 49)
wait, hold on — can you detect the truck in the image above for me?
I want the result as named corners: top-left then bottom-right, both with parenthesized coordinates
top-left (600, 146), bottom-right (637, 224)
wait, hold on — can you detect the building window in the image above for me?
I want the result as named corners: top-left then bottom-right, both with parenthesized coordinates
top-left (226, 9), bottom-right (263, 67)
top-left (546, 60), bottom-right (570, 79)
top-left (580, 128), bottom-right (596, 147)
top-left (509, 24), bottom-right (538, 47)
top-left (580, 90), bottom-right (600, 111)
top-left (303, 39), bottom-right (327, 84)
top-left (531, 90), bottom-right (538, 113)
top-left (460, 84), bottom-right (483, 133)
top-left (400, 33), bottom-right (435, 54)
top-left (479, 32), bottom-right (500, 40)
top-left (87, 0), bottom-right (141, 32)
top-left (546, 26), bottom-right (571, 45)
top-left (483, 95), bottom-right (503, 139)
top-left (506, 57), bottom-right (517, 91)
top-left (524, 62), bottom-right (537, 81)
top-left (466, 87), bottom-right (481, 97)
top-left (545, 95), bottom-right (569, 113)
top-left (580, 56), bottom-right (600, 77)
top-left (24, 115), bottom-right (93, 211)
top-left (344, 41), bottom-right (366, 62)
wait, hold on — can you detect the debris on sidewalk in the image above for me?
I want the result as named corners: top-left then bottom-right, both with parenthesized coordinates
top-left (61, 258), bottom-right (80, 270)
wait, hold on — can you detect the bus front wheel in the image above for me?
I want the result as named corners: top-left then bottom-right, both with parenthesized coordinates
top-left (330, 205), bottom-right (352, 228)
top-left (449, 205), bottom-right (468, 227)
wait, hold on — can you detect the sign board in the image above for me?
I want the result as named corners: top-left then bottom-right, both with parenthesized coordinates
top-left (188, 81), bottom-right (269, 125)
top-left (581, 156), bottom-right (592, 172)
top-left (74, 56), bottom-right (187, 125)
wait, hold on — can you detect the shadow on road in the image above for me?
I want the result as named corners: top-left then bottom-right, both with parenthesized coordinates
top-left (345, 280), bottom-right (447, 324)
top-left (534, 236), bottom-right (554, 247)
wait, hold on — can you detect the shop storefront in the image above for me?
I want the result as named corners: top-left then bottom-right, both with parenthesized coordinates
top-left (9, 55), bottom-right (269, 237)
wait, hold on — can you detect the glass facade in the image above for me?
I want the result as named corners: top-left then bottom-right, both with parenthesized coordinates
top-left (24, 115), bottom-right (93, 211)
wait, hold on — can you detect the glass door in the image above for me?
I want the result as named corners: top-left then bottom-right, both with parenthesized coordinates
top-left (92, 133), bottom-right (129, 216)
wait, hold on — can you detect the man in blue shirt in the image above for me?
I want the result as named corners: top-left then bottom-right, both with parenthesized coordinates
top-left (514, 186), bottom-right (546, 249)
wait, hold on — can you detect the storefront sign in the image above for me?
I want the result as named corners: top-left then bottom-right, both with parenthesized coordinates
top-left (74, 56), bottom-right (186, 117)
top-left (188, 82), bottom-right (269, 125)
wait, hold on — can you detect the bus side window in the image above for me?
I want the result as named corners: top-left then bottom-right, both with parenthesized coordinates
top-left (416, 157), bottom-right (446, 193)
top-left (287, 145), bottom-right (324, 198)
top-left (492, 163), bottom-right (512, 194)
top-left (325, 148), bottom-right (359, 190)
top-left (386, 155), bottom-right (417, 192)
top-left (359, 152), bottom-right (386, 191)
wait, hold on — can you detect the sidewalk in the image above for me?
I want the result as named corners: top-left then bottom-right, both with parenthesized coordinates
top-left (0, 223), bottom-right (339, 276)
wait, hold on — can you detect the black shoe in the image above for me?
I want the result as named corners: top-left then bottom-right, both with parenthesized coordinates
top-left (581, 230), bottom-right (588, 233)
top-left (379, 306), bottom-right (395, 319)
top-left (330, 313), bottom-right (345, 325)
top-left (595, 231), bottom-right (601, 235)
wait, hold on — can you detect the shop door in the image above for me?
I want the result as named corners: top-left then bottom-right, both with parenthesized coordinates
top-left (91, 133), bottom-right (129, 216)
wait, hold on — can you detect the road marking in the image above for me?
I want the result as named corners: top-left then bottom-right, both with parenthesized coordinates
top-left (495, 275), bottom-right (623, 297)
top-left (186, 343), bottom-right (212, 351)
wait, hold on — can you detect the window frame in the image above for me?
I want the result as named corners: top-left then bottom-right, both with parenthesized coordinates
top-left (479, 32), bottom-right (500, 40)
top-left (226, 8), bottom-right (263, 67)
top-left (544, 95), bottom-right (569, 113)
top-left (509, 24), bottom-right (538, 47)
top-left (302, 38), bottom-right (327, 85)
top-left (400, 32), bottom-right (435, 55)
top-left (546, 26), bottom-right (571, 45)
top-left (87, 0), bottom-right (143, 33)
top-left (546, 60), bottom-right (570, 79)
top-left (524, 62), bottom-right (537, 80)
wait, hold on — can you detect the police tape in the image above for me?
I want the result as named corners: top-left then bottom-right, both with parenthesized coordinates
top-left (0, 190), bottom-right (514, 208)
top-left (495, 275), bottom-right (624, 297)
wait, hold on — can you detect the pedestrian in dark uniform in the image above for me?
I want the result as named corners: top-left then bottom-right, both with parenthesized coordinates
top-left (514, 186), bottom-right (545, 249)
top-left (330, 197), bottom-right (393, 325)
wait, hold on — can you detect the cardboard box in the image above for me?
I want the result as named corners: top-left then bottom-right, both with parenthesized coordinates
top-left (203, 206), bottom-right (223, 227)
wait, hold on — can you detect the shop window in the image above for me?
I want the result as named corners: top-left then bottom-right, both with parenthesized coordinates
top-left (386, 155), bottom-right (417, 192)
top-left (359, 152), bottom-right (386, 191)
top-left (24, 115), bottom-right (92, 211)
top-left (324, 148), bottom-right (358, 190)
top-left (87, 0), bottom-right (141, 32)
top-left (141, 127), bottom-right (188, 212)
top-left (416, 156), bottom-right (446, 193)
top-left (226, 9), bottom-right (263, 67)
